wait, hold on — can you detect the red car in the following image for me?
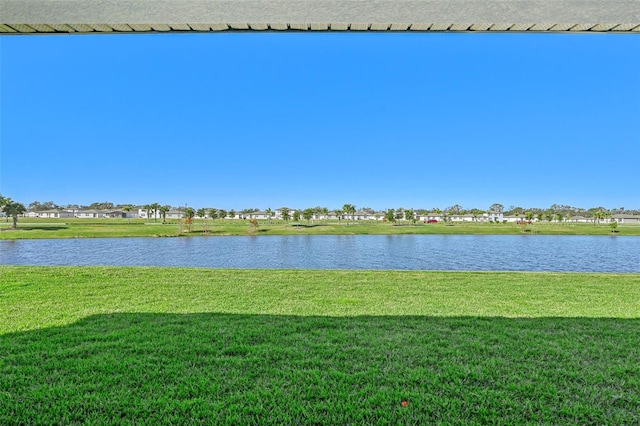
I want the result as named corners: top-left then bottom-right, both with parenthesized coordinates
top-left (426, 219), bottom-right (438, 224)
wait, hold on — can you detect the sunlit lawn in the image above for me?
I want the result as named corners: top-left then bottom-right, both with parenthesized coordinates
top-left (1, 217), bottom-right (638, 238)
top-left (1, 267), bottom-right (639, 424)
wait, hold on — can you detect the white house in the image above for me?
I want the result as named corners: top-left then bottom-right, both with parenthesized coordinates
top-left (28, 209), bottom-right (75, 218)
top-left (76, 209), bottom-right (103, 218)
top-left (568, 216), bottom-right (593, 223)
top-left (503, 214), bottom-right (528, 223)
top-left (611, 214), bottom-right (640, 224)
top-left (239, 211), bottom-right (271, 220)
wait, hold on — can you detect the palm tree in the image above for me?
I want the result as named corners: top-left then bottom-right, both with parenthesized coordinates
top-left (2, 201), bottom-right (27, 229)
top-left (593, 209), bottom-right (608, 225)
top-left (143, 204), bottom-right (152, 223)
top-left (405, 209), bottom-right (415, 225)
top-left (150, 202), bottom-right (161, 222)
top-left (280, 207), bottom-right (291, 223)
top-left (343, 204), bottom-right (356, 225)
top-left (0, 195), bottom-right (11, 223)
top-left (122, 204), bottom-right (133, 224)
top-left (159, 205), bottom-right (171, 223)
top-left (265, 207), bottom-right (273, 224)
top-left (470, 208), bottom-right (484, 222)
top-left (334, 209), bottom-right (343, 224)
top-left (321, 207), bottom-right (329, 224)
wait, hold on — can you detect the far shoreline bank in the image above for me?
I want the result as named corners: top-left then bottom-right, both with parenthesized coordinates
top-left (1, 218), bottom-right (639, 239)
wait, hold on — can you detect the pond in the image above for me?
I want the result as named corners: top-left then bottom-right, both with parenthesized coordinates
top-left (1, 235), bottom-right (638, 272)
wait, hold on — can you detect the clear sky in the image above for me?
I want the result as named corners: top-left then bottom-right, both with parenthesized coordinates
top-left (1, 32), bottom-right (639, 211)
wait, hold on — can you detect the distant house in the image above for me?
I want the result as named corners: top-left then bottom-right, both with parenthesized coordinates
top-left (166, 210), bottom-right (185, 219)
top-left (76, 209), bottom-right (102, 218)
top-left (417, 211), bottom-right (504, 223)
top-left (29, 209), bottom-right (75, 218)
top-left (352, 211), bottom-right (381, 220)
top-left (240, 211), bottom-right (271, 220)
top-left (611, 214), bottom-right (640, 224)
top-left (504, 214), bottom-right (528, 223)
top-left (104, 210), bottom-right (126, 218)
top-left (418, 212), bottom-right (444, 222)
top-left (274, 208), bottom-right (297, 220)
top-left (568, 216), bottom-right (593, 223)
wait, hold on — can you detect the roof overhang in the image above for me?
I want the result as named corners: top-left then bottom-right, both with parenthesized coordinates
top-left (1, 0), bottom-right (639, 34)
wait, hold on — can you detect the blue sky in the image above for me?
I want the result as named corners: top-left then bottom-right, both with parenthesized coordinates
top-left (1, 33), bottom-right (639, 211)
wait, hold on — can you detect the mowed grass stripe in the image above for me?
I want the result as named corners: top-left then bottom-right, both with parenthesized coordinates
top-left (1, 267), bottom-right (639, 334)
top-left (1, 267), bottom-right (639, 424)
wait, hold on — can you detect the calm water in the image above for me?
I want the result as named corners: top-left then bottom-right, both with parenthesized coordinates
top-left (1, 235), bottom-right (638, 272)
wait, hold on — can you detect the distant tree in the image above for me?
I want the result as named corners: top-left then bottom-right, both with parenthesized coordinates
top-left (525, 211), bottom-right (534, 221)
top-left (536, 212), bottom-right (544, 222)
top-left (293, 210), bottom-right (301, 222)
top-left (197, 208), bottom-right (207, 232)
top-left (544, 211), bottom-right (553, 222)
top-left (248, 218), bottom-right (259, 234)
top-left (265, 208), bottom-right (273, 224)
top-left (448, 205), bottom-right (463, 215)
top-left (507, 206), bottom-right (525, 215)
top-left (122, 204), bottom-right (133, 224)
top-left (588, 207), bottom-right (609, 225)
top-left (143, 204), bottom-right (152, 223)
top-left (303, 208), bottom-right (314, 224)
top-left (470, 208), bottom-right (484, 222)
top-left (555, 212), bottom-right (564, 223)
top-left (228, 209), bottom-right (236, 220)
top-left (593, 209), bottom-right (607, 225)
top-left (184, 207), bottom-right (196, 232)
top-left (334, 209), bottom-right (343, 223)
top-left (150, 203), bottom-right (160, 222)
top-left (280, 207), bottom-right (291, 222)
top-left (443, 211), bottom-right (451, 224)
top-left (343, 204), bottom-right (356, 225)
top-left (318, 207), bottom-right (327, 224)
top-left (610, 220), bottom-right (618, 233)
top-left (385, 209), bottom-right (396, 223)
top-left (2, 201), bottom-right (26, 229)
top-left (209, 208), bottom-right (218, 223)
top-left (159, 205), bottom-right (171, 223)
top-left (489, 203), bottom-right (504, 213)
top-left (28, 201), bottom-right (59, 211)
top-left (218, 209), bottom-right (227, 221)
top-left (395, 208), bottom-right (404, 223)
top-left (405, 209), bottom-right (416, 225)
top-left (89, 201), bottom-right (115, 210)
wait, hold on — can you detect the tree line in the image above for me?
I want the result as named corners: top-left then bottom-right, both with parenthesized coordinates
top-left (2, 195), bottom-right (638, 230)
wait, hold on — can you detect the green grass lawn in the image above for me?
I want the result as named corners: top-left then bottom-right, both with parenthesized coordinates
top-left (1, 267), bottom-right (639, 424)
top-left (1, 217), bottom-right (638, 238)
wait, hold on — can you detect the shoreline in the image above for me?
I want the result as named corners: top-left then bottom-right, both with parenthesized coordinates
top-left (1, 219), bottom-right (638, 239)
